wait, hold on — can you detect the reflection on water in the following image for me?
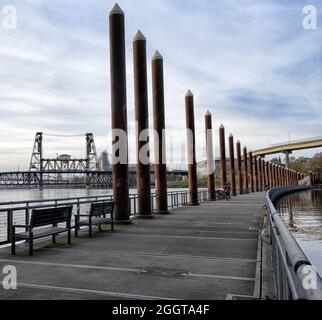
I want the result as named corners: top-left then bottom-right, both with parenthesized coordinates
top-left (277, 190), bottom-right (322, 276)
top-left (277, 190), bottom-right (322, 240)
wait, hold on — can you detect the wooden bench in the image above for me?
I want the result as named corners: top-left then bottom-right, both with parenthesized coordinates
top-left (75, 201), bottom-right (114, 238)
top-left (11, 205), bottom-right (73, 256)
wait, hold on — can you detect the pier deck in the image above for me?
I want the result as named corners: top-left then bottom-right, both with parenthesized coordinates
top-left (0, 192), bottom-right (265, 300)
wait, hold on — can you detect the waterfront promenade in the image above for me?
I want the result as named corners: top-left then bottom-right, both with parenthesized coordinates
top-left (0, 192), bottom-right (265, 300)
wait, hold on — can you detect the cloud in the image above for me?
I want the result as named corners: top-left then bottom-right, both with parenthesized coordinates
top-left (0, 0), bottom-right (321, 170)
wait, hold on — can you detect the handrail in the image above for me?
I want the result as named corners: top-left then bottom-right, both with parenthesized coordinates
top-left (266, 187), bottom-right (322, 300)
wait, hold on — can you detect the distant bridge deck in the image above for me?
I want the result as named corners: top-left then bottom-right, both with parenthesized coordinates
top-left (0, 193), bottom-right (265, 300)
top-left (254, 136), bottom-right (322, 157)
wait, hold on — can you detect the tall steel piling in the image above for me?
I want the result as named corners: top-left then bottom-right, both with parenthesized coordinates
top-left (219, 125), bottom-right (227, 189)
top-left (243, 147), bottom-right (249, 193)
top-left (205, 111), bottom-right (216, 201)
top-left (229, 134), bottom-right (237, 196)
top-left (185, 90), bottom-right (199, 206)
top-left (109, 3), bottom-right (130, 224)
top-left (254, 156), bottom-right (259, 192)
top-left (249, 151), bottom-right (254, 192)
top-left (133, 30), bottom-right (152, 218)
top-left (258, 157), bottom-right (263, 191)
top-left (236, 141), bottom-right (243, 195)
top-left (262, 159), bottom-right (266, 189)
top-left (152, 51), bottom-right (169, 214)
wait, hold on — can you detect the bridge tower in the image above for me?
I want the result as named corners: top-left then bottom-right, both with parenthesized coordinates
top-left (86, 133), bottom-right (100, 187)
top-left (29, 132), bottom-right (44, 189)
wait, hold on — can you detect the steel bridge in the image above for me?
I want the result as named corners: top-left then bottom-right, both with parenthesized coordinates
top-left (0, 132), bottom-right (187, 189)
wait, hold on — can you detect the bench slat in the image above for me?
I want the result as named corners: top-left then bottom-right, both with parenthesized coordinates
top-left (15, 227), bottom-right (69, 240)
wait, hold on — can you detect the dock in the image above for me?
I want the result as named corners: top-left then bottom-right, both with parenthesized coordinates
top-left (0, 192), bottom-right (265, 300)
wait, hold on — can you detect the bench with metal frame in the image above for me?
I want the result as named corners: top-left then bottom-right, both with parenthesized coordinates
top-left (11, 205), bottom-right (73, 256)
top-left (75, 201), bottom-right (114, 238)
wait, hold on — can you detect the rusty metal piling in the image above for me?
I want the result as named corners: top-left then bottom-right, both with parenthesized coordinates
top-left (133, 30), bottom-right (152, 218)
top-left (109, 4), bottom-right (130, 224)
top-left (152, 51), bottom-right (169, 214)
top-left (185, 90), bottom-right (199, 206)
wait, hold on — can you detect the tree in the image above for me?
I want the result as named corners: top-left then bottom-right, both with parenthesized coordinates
top-left (289, 162), bottom-right (307, 175)
top-left (307, 153), bottom-right (322, 182)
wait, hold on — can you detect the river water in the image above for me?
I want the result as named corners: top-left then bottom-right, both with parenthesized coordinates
top-left (0, 188), bottom-right (188, 203)
top-left (277, 189), bottom-right (322, 277)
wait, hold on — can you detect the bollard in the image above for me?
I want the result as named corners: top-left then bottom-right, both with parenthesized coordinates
top-left (219, 125), bottom-right (227, 189)
top-left (249, 151), bottom-right (254, 192)
top-left (152, 50), bottom-right (169, 214)
top-left (243, 147), bottom-right (249, 193)
top-left (133, 30), bottom-right (152, 219)
top-left (254, 156), bottom-right (259, 192)
top-left (185, 90), bottom-right (199, 206)
top-left (236, 141), bottom-right (243, 195)
top-left (109, 3), bottom-right (130, 224)
top-left (205, 111), bottom-right (216, 201)
top-left (229, 134), bottom-right (237, 196)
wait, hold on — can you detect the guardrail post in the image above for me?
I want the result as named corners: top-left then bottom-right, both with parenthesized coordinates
top-left (205, 111), bottom-right (216, 201)
top-left (229, 134), bottom-right (237, 196)
top-left (185, 90), bottom-right (199, 206)
top-left (109, 3), bottom-right (131, 224)
top-left (249, 151), bottom-right (254, 192)
top-left (133, 30), bottom-right (153, 219)
top-left (243, 146), bottom-right (249, 193)
top-left (219, 124), bottom-right (227, 189)
top-left (152, 50), bottom-right (169, 214)
top-left (236, 141), bottom-right (243, 195)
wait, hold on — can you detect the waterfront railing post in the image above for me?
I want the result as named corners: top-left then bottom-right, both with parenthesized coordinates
top-left (219, 125), bottom-right (227, 189)
top-left (229, 134), bottom-right (237, 196)
top-left (185, 90), bottom-right (199, 206)
top-left (236, 141), bottom-right (243, 195)
top-left (133, 30), bottom-right (153, 219)
top-left (109, 4), bottom-right (131, 224)
top-left (152, 51), bottom-right (169, 214)
top-left (205, 111), bottom-right (216, 201)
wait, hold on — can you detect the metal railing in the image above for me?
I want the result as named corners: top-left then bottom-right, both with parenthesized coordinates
top-left (266, 186), bottom-right (322, 300)
top-left (0, 189), bottom-right (208, 246)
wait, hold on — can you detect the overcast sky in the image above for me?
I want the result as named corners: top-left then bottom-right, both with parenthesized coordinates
top-left (0, 0), bottom-right (321, 170)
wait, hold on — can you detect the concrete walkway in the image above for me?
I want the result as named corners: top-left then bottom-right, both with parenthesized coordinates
top-left (0, 192), bottom-right (266, 300)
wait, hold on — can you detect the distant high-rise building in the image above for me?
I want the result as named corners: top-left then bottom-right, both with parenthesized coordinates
top-left (100, 151), bottom-right (110, 171)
